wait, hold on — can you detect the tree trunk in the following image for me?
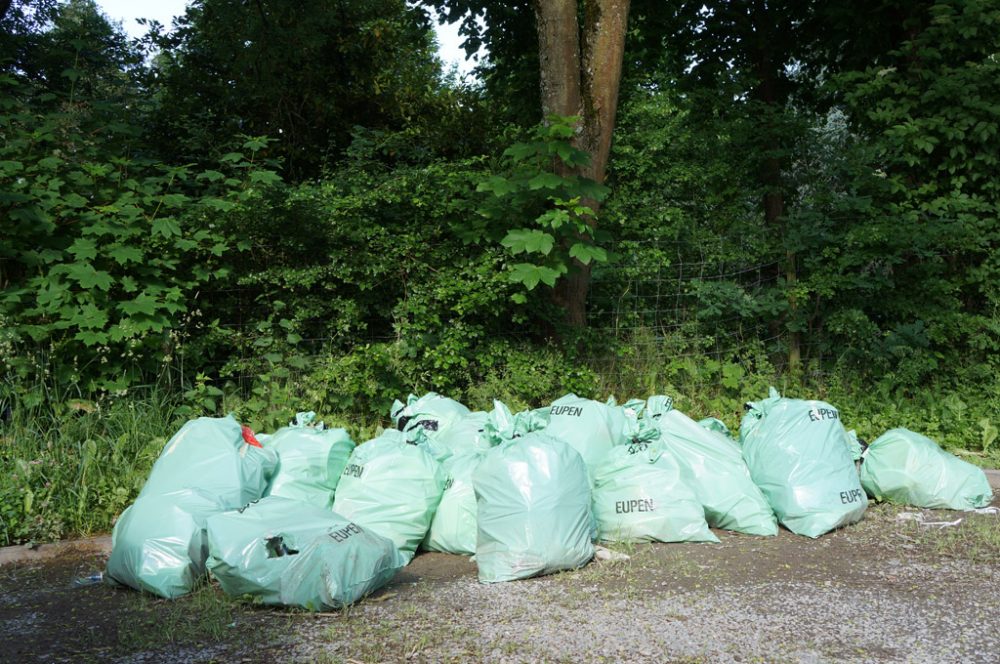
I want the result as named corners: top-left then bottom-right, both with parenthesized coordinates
top-left (533, 0), bottom-right (630, 328)
top-left (750, 1), bottom-right (800, 372)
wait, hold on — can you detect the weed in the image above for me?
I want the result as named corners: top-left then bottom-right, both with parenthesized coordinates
top-left (114, 582), bottom-right (247, 653)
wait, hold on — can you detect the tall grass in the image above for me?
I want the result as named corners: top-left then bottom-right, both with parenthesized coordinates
top-left (0, 388), bottom-right (184, 546)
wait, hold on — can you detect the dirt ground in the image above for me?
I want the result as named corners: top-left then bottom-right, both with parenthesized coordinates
top-left (2, 501), bottom-right (999, 663)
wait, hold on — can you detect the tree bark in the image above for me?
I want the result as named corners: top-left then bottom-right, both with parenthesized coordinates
top-left (750, 0), bottom-right (800, 372)
top-left (533, 0), bottom-right (630, 328)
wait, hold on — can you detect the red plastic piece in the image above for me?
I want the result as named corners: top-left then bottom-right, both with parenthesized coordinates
top-left (241, 424), bottom-right (263, 447)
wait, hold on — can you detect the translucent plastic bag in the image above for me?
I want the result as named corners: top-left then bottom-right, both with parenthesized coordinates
top-left (263, 412), bottom-right (354, 508)
top-left (646, 396), bottom-right (777, 536)
top-left (206, 496), bottom-right (402, 607)
top-left (740, 388), bottom-right (866, 538)
top-left (861, 428), bottom-right (993, 510)
top-left (592, 416), bottom-right (718, 543)
top-left (331, 429), bottom-right (445, 563)
top-left (474, 402), bottom-right (594, 582)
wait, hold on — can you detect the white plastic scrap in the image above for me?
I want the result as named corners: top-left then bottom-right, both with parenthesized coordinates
top-left (594, 546), bottom-right (631, 562)
top-left (895, 512), bottom-right (963, 528)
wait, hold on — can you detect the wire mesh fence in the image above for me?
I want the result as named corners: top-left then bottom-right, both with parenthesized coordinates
top-left (187, 237), bottom-right (789, 392)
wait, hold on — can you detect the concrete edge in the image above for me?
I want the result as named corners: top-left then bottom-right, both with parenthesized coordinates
top-left (0, 535), bottom-right (111, 567)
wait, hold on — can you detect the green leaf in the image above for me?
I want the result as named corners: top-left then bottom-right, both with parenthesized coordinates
top-left (63, 193), bottom-right (88, 208)
top-left (36, 280), bottom-right (70, 309)
top-left (37, 156), bottom-right (62, 170)
top-left (72, 303), bottom-right (108, 330)
top-left (74, 329), bottom-right (108, 346)
top-left (202, 197), bottom-right (236, 212)
top-left (119, 292), bottom-right (159, 316)
top-left (198, 169), bottom-right (225, 182)
top-left (67, 263), bottom-right (113, 291)
top-left (476, 176), bottom-right (517, 197)
top-left (568, 243), bottom-right (608, 265)
top-left (527, 172), bottom-right (565, 190)
top-left (159, 193), bottom-right (189, 208)
top-left (721, 362), bottom-right (744, 389)
top-left (242, 136), bottom-right (271, 151)
top-left (508, 263), bottom-right (562, 290)
top-left (501, 229), bottom-right (555, 256)
top-left (151, 217), bottom-right (181, 238)
top-left (249, 170), bottom-right (282, 185)
top-left (68, 238), bottom-right (98, 261)
top-left (980, 418), bottom-right (998, 453)
top-left (503, 141), bottom-right (544, 161)
top-left (108, 245), bottom-right (143, 265)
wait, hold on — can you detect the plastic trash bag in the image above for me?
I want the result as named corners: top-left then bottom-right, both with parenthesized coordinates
top-left (263, 412), bottom-right (354, 508)
top-left (206, 495), bottom-right (349, 603)
top-left (205, 495), bottom-right (401, 606)
top-left (592, 415), bottom-right (718, 543)
top-left (331, 429), bottom-right (445, 564)
top-left (391, 392), bottom-right (470, 435)
top-left (138, 415), bottom-right (277, 507)
top-left (105, 489), bottom-right (223, 599)
top-left (645, 396), bottom-right (777, 536)
top-left (106, 416), bottom-right (276, 598)
top-left (280, 524), bottom-right (405, 611)
top-left (740, 388), bottom-right (867, 538)
top-left (473, 402), bottom-right (594, 583)
top-left (422, 452), bottom-right (483, 555)
top-left (543, 394), bottom-right (629, 476)
top-left (698, 417), bottom-right (732, 438)
top-left (425, 411), bottom-right (491, 457)
top-left (860, 428), bottom-right (993, 510)
top-left (845, 429), bottom-right (865, 462)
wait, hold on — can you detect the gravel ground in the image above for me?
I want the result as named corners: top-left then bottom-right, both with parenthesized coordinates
top-left (286, 502), bottom-right (1000, 663)
top-left (2, 502), bottom-right (999, 663)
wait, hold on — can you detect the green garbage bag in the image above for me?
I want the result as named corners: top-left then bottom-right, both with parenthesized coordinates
top-left (473, 402), bottom-right (594, 583)
top-left (543, 394), bottom-right (629, 476)
top-left (391, 392), bottom-right (470, 435)
top-left (698, 417), bottom-right (732, 438)
top-left (279, 524), bottom-right (405, 611)
top-left (845, 429), bottom-right (865, 462)
top-left (425, 411), bottom-right (491, 457)
top-left (105, 489), bottom-right (223, 599)
top-left (138, 415), bottom-right (277, 507)
top-left (860, 428), bottom-right (993, 510)
top-left (645, 396), bottom-right (777, 536)
top-left (422, 452), bottom-right (483, 555)
top-left (205, 495), bottom-right (398, 605)
top-left (331, 429), bottom-right (445, 563)
top-left (740, 388), bottom-right (867, 538)
top-left (263, 412), bottom-right (354, 508)
top-left (106, 416), bottom-right (277, 598)
top-left (592, 415), bottom-right (718, 543)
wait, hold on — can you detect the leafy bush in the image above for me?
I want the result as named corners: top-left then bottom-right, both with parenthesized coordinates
top-left (0, 65), bottom-right (281, 395)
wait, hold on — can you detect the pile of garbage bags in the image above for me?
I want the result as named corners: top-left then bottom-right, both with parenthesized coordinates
top-left (106, 389), bottom-right (994, 607)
